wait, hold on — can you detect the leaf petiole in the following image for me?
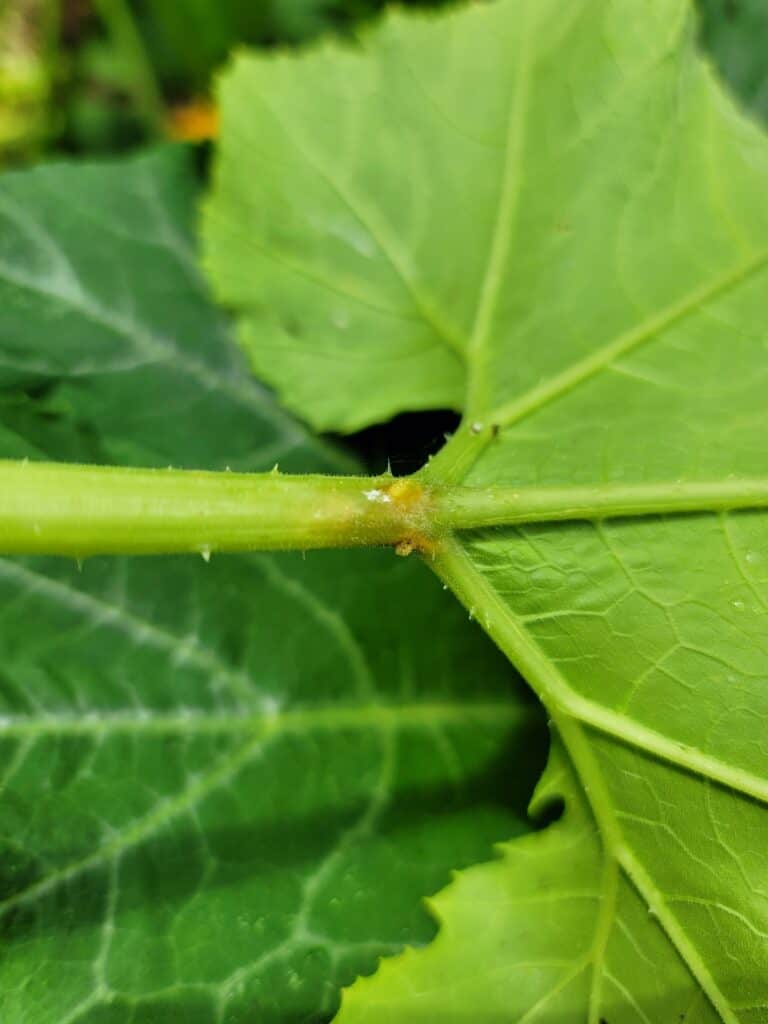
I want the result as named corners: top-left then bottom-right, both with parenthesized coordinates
top-left (434, 477), bottom-right (768, 528)
top-left (3, 459), bottom-right (768, 558)
top-left (0, 460), bottom-right (438, 557)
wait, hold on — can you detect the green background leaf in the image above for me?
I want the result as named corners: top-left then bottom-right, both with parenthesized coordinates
top-left (699, 0), bottom-right (768, 123)
top-left (0, 147), bottom-right (541, 1023)
top-left (132, 0), bottom-right (460, 94)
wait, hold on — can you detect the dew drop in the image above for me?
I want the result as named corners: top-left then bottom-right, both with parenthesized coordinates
top-left (200, 546), bottom-right (211, 564)
top-left (731, 599), bottom-right (745, 611)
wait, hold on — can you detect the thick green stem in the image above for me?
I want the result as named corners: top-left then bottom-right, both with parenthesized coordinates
top-left (0, 462), bottom-right (435, 557)
top-left (2, 460), bottom-right (768, 558)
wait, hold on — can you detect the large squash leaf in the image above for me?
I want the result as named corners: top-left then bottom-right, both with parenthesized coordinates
top-left (204, 1), bottom-right (768, 1019)
top-left (0, 148), bottom-right (539, 1023)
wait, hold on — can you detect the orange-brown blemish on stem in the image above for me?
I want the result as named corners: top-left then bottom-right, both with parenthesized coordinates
top-left (372, 479), bottom-right (444, 557)
top-left (394, 533), bottom-right (440, 558)
top-left (384, 478), bottom-right (427, 510)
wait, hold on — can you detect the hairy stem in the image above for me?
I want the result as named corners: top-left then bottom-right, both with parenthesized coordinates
top-left (2, 460), bottom-right (767, 557)
top-left (0, 461), bottom-right (435, 556)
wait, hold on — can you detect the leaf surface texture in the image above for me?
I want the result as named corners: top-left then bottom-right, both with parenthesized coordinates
top-left (204, 1), bottom-right (768, 1018)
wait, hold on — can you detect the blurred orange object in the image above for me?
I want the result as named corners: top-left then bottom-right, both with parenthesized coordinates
top-left (166, 100), bottom-right (218, 141)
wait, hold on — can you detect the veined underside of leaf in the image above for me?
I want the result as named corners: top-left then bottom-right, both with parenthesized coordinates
top-left (0, 148), bottom-right (539, 1023)
top-left (204, 0), bottom-right (768, 1019)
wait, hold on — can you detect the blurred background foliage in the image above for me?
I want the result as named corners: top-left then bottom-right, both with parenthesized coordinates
top-left (1, 0), bottom-right (767, 168)
top-left (699, 0), bottom-right (768, 122)
top-left (0, 0), bottom-right (456, 161)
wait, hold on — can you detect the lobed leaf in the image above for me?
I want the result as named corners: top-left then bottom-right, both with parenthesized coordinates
top-left (204, 1), bottom-right (768, 1018)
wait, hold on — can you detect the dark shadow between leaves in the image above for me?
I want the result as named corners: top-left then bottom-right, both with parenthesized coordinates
top-left (332, 408), bottom-right (461, 476)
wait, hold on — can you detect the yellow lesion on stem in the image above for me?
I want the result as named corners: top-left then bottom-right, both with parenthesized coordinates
top-left (385, 478), bottom-right (427, 509)
top-left (379, 479), bottom-right (444, 558)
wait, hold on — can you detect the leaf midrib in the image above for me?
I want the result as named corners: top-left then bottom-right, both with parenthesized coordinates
top-left (426, 247), bottom-right (768, 485)
top-left (465, 0), bottom-right (535, 415)
top-left (0, 699), bottom-right (522, 738)
top-left (431, 538), bottom-right (747, 1022)
top-left (488, 247), bottom-right (768, 430)
top-left (429, 541), bottom-right (768, 804)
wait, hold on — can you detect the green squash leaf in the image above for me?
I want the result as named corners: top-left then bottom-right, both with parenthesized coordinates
top-left (337, 740), bottom-right (735, 1022)
top-left (0, 147), bottom-right (539, 1023)
top-left (204, 0), bottom-right (768, 1017)
top-left (204, 6), bottom-right (478, 432)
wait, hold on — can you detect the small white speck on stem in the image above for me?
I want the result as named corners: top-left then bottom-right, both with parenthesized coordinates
top-left (363, 488), bottom-right (392, 504)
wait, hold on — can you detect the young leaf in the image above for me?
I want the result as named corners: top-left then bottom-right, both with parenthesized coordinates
top-left (0, 148), bottom-right (540, 1023)
top-left (204, 0), bottom-right (768, 1017)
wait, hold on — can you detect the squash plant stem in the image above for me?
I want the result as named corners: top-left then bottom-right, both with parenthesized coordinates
top-left (2, 460), bottom-right (768, 558)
